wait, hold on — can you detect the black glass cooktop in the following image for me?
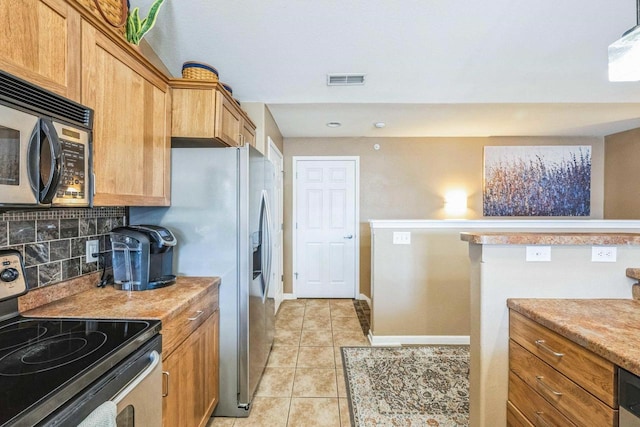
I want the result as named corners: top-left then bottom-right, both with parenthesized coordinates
top-left (0, 316), bottom-right (161, 426)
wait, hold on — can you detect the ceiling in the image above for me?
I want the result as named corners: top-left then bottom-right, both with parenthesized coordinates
top-left (137, 0), bottom-right (640, 138)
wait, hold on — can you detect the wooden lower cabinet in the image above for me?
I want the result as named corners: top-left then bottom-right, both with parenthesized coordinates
top-left (507, 310), bottom-right (618, 427)
top-left (163, 310), bottom-right (219, 427)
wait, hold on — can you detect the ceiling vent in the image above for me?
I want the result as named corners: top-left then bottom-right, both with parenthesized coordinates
top-left (327, 73), bottom-right (366, 86)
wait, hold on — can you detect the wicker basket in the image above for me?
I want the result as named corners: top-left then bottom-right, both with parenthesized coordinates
top-left (77, 0), bottom-right (128, 37)
top-left (182, 62), bottom-right (219, 82)
top-left (220, 83), bottom-right (233, 95)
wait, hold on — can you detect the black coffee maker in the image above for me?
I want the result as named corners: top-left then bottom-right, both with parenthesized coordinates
top-left (110, 225), bottom-right (177, 291)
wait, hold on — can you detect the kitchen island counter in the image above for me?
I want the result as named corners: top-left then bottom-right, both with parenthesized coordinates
top-left (462, 230), bottom-right (640, 427)
top-left (508, 298), bottom-right (640, 377)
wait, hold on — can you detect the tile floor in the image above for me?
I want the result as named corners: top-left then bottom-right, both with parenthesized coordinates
top-left (207, 298), bottom-right (370, 427)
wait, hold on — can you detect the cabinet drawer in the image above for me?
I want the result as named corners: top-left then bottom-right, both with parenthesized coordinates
top-left (509, 310), bottom-right (616, 407)
top-left (509, 371), bottom-right (576, 427)
top-left (161, 290), bottom-right (219, 358)
top-left (510, 340), bottom-right (617, 426)
top-left (507, 400), bottom-right (534, 427)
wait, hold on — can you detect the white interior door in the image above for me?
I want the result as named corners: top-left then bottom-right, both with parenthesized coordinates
top-left (294, 157), bottom-right (359, 298)
top-left (267, 138), bottom-right (284, 312)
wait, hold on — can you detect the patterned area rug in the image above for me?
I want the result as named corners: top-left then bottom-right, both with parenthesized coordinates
top-left (341, 346), bottom-right (470, 426)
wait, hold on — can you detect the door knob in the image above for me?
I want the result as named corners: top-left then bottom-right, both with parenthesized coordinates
top-left (343, 234), bottom-right (353, 239)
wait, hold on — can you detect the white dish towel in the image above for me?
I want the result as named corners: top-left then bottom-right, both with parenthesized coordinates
top-left (77, 401), bottom-right (117, 427)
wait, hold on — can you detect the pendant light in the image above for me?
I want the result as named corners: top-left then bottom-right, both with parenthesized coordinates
top-left (609, 0), bottom-right (640, 81)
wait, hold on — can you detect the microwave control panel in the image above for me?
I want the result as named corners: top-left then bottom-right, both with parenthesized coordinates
top-left (51, 121), bottom-right (90, 206)
top-left (56, 140), bottom-right (86, 199)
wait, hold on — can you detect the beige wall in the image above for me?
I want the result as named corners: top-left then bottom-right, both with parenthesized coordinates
top-left (283, 136), bottom-right (605, 297)
top-left (371, 228), bottom-right (470, 337)
top-left (604, 127), bottom-right (640, 218)
top-left (242, 102), bottom-right (284, 154)
top-left (264, 106), bottom-right (283, 153)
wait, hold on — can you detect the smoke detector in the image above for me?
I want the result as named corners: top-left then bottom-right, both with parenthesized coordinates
top-left (327, 73), bottom-right (366, 86)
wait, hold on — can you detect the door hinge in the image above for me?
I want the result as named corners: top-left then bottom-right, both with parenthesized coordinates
top-left (281, 274), bottom-right (284, 282)
top-left (294, 272), bottom-right (298, 279)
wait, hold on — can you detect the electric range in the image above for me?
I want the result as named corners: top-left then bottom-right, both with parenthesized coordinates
top-left (0, 249), bottom-right (162, 426)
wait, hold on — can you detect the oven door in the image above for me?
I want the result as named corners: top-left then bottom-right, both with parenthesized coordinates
top-left (111, 348), bottom-right (162, 426)
top-left (40, 335), bottom-right (163, 427)
top-left (0, 103), bottom-right (39, 206)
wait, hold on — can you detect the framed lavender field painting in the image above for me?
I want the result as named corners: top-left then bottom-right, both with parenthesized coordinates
top-left (483, 145), bottom-right (591, 216)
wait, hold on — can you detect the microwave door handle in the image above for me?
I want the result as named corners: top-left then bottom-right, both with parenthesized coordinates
top-left (27, 122), bottom-right (40, 197)
top-left (39, 119), bottom-right (63, 204)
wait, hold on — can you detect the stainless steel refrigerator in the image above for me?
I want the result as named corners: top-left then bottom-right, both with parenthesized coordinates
top-left (130, 144), bottom-right (275, 417)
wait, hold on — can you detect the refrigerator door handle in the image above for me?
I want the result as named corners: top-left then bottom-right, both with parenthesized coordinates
top-left (261, 190), bottom-right (273, 303)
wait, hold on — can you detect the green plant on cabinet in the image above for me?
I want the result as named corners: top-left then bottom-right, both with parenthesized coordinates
top-left (126, 0), bottom-right (165, 45)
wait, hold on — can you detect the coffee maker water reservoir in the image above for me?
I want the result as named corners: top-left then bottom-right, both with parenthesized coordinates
top-left (110, 225), bottom-right (177, 291)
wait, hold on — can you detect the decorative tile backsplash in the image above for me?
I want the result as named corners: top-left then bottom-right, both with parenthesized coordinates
top-left (0, 208), bottom-right (126, 288)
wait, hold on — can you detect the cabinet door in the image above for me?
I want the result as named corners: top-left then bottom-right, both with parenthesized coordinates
top-left (215, 91), bottom-right (242, 147)
top-left (203, 310), bottom-right (220, 417)
top-left (241, 119), bottom-right (256, 147)
top-left (81, 20), bottom-right (170, 206)
top-left (163, 321), bottom-right (200, 427)
top-left (0, 0), bottom-right (81, 101)
top-left (162, 312), bottom-right (219, 427)
top-left (162, 348), bottom-right (181, 427)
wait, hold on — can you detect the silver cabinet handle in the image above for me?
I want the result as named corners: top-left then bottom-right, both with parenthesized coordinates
top-left (188, 310), bottom-right (204, 321)
top-left (534, 340), bottom-right (564, 358)
top-left (343, 234), bottom-right (353, 239)
top-left (535, 411), bottom-right (551, 427)
top-left (535, 376), bottom-right (563, 397)
top-left (162, 371), bottom-right (170, 397)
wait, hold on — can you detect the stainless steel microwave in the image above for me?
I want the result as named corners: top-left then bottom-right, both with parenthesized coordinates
top-left (0, 71), bottom-right (93, 208)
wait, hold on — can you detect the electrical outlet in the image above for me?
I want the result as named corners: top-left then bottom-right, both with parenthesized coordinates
top-left (591, 246), bottom-right (617, 262)
top-left (86, 239), bottom-right (99, 263)
top-left (526, 246), bottom-right (551, 262)
top-left (392, 231), bottom-right (411, 245)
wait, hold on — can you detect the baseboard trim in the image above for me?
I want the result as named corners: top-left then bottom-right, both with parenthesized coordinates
top-left (284, 293), bottom-right (364, 301)
top-left (368, 334), bottom-right (470, 346)
top-left (357, 294), bottom-right (371, 305)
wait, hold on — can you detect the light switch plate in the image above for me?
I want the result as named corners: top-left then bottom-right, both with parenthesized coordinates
top-left (526, 246), bottom-right (551, 262)
top-left (392, 231), bottom-right (411, 245)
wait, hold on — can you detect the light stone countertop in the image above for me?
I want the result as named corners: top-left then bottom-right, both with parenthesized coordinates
top-left (507, 298), bottom-right (640, 376)
top-left (461, 232), bottom-right (640, 245)
top-left (21, 276), bottom-right (220, 327)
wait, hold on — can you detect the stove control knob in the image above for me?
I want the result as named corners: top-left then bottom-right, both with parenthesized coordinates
top-left (0, 268), bottom-right (19, 282)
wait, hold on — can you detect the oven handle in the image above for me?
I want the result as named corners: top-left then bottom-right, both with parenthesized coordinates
top-left (112, 350), bottom-right (160, 405)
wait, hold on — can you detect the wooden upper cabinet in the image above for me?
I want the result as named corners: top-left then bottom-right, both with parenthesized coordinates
top-left (241, 115), bottom-right (256, 147)
top-left (170, 79), bottom-right (256, 147)
top-left (0, 0), bottom-right (81, 101)
top-left (81, 20), bottom-right (170, 206)
top-left (215, 92), bottom-right (243, 147)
